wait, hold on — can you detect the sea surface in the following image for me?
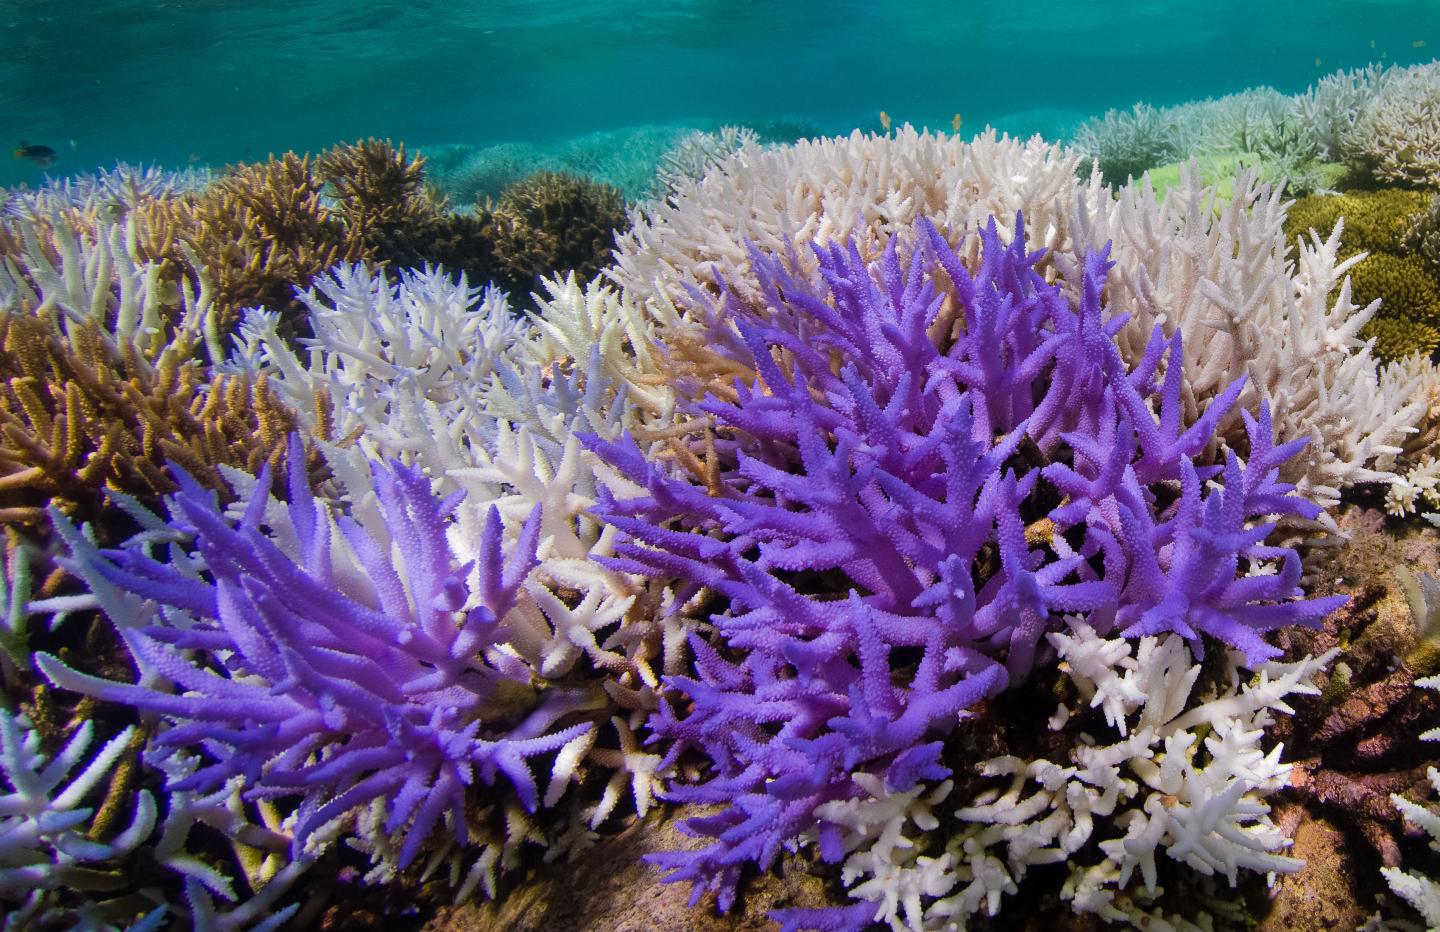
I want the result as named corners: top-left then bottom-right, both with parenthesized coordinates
top-left (0, 0), bottom-right (1436, 188)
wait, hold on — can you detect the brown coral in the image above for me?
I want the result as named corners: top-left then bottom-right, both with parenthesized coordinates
top-left (132, 153), bottom-right (363, 335)
top-left (486, 171), bottom-right (630, 302)
top-left (0, 305), bottom-right (309, 535)
top-left (316, 137), bottom-right (498, 286)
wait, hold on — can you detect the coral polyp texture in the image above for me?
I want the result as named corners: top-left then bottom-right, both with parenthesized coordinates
top-left (35, 438), bottom-right (598, 878)
top-left (583, 213), bottom-right (1345, 919)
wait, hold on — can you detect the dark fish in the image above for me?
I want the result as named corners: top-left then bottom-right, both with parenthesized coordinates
top-left (13, 141), bottom-right (57, 168)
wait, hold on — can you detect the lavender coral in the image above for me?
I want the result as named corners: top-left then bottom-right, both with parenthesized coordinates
top-left (34, 437), bottom-right (596, 872)
top-left (584, 214), bottom-right (1345, 912)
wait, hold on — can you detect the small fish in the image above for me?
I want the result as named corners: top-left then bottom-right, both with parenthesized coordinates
top-left (879, 110), bottom-right (891, 133)
top-left (1414, 39), bottom-right (1427, 48)
top-left (12, 141), bottom-right (57, 168)
top-left (1314, 56), bottom-right (1322, 67)
top-left (1370, 39), bottom-right (1377, 48)
top-left (951, 112), bottom-right (963, 133)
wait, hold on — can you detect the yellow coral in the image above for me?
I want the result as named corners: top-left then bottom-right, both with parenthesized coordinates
top-left (1362, 315), bottom-right (1440, 363)
top-left (1284, 189), bottom-right (1432, 257)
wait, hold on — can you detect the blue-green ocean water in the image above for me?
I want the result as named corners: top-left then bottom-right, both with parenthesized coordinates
top-left (1, 0), bottom-right (1435, 189)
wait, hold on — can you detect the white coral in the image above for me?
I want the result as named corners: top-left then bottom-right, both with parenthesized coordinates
top-left (816, 624), bottom-right (1332, 930)
top-left (1379, 676), bottom-right (1440, 927)
top-left (0, 711), bottom-right (156, 905)
top-left (1341, 61), bottom-right (1440, 187)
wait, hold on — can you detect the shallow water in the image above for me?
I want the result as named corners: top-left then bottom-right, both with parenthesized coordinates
top-left (1, 0), bottom-right (1435, 188)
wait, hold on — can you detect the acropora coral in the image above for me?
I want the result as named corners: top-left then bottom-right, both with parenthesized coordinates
top-left (484, 170), bottom-right (630, 302)
top-left (585, 213), bottom-right (1344, 917)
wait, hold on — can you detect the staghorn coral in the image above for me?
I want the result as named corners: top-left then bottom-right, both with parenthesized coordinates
top-left (609, 127), bottom-right (1425, 508)
top-left (772, 627), bottom-right (1335, 931)
top-left (1291, 64), bottom-right (1395, 162)
top-left (35, 437), bottom-right (625, 895)
top-left (1071, 103), bottom-right (1184, 185)
top-left (1407, 192), bottom-right (1440, 279)
top-left (649, 126), bottom-right (762, 202)
top-left (584, 215), bottom-right (1343, 915)
top-left (1341, 61), bottom-right (1440, 188)
top-left (132, 152), bottom-right (364, 335)
top-left (1069, 167), bottom-right (1427, 510)
top-left (486, 171), bottom-right (630, 302)
top-left (229, 260), bottom-right (684, 845)
top-left (0, 709), bottom-right (156, 926)
top-left (0, 208), bottom-right (305, 539)
top-left (316, 138), bottom-right (498, 286)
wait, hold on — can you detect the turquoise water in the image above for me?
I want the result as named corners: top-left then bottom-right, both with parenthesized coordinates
top-left (1, 0), bottom-right (1436, 188)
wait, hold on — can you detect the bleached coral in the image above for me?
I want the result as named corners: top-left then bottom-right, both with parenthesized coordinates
top-left (1379, 675), bottom-right (1440, 928)
top-left (0, 711), bottom-right (156, 920)
top-left (229, 261), bottom-right (530, 448)
top-left (1071, 102), bottom-right (1186, 184)
top-left (1292, 64), bottom-right (1395, 161)
top-left (1342, 62), bottom-right (1440, 187)
top-left (649, 126), bottom-right (762, 202)
top-left (607, 128), bottom-right (1419, 507)
top-left (610, 127), bottom-right (1098, 312)
top-left (1063, 166), bottom-right (1425, 509)
top-left (802, 625), bottom-right (1333, 930)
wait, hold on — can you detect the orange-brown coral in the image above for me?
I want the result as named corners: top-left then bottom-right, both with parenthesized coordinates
top-left (0, 306), bottom-right (312, 535)
top-left (132, 153), bottom-right (363, 334)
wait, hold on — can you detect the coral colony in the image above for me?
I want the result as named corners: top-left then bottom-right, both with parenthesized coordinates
top-left (3, 59), bottom-right (1440, 931)
top-left (585, 214), bottom-right (1344, 925)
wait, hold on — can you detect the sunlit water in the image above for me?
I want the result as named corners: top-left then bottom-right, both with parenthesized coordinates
top-left (1, 0), bottom-right (1435, 188)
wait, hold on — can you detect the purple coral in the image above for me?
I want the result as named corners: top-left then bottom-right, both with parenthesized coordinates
top-left (35, 437), bottom-right (592, 869)
top-left (583, 214), bottom-right (1345, 911)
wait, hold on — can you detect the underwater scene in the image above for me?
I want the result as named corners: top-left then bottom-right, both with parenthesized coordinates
top-left (5, 1), bottom-right (1440, 930)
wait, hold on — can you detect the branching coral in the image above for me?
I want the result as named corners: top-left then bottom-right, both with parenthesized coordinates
top-left (0, 209), bottom-right (304, 537)
top-left (773, 627), bottom-right (1335, 931)
top-left (1071, 103), bottom-right (1184, 185)
top-left (0, 709), bottom-right (155, 923)
top-left (1283, 189), bottom-right (1440, 362)
top-left (1342, 62), bottom-right (1440, 188)
top-left (583, 214), bottom-right (1343, 913)
top-left (649, 126), bottom-right (762, 202)
top-left (132, 153), bottom-right (364, 334)
top-left (485, 171), bottom-right (630, 301)
top-left (1407, 193), bottom-right (1440, 279)
top-left (36, 440), bottom-right (602, 876)
top-left (315, 138), bottom-right (498, 286)
top-left (1068, 167), bottom-right (1427, 509)
top-left (229, 260), bottom-right (684, 842)
top-left (610, 127), bottom-right (1423, 508)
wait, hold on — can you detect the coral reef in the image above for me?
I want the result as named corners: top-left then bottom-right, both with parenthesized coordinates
top-left (650, 126), bottom-right (762, 202)
top-left (1408, 192), bottom-right (1440, 278)
top-left (0, 208), bottom-right (303, 538)
top-left (37, 439), bottom-right (598, 882)
top-left (132, 153), bottom-right (364, 335)
top-left (316, 138), bottom-right (498, 286)
top-left (1071, 103), bottom-right (1183, 185)
top-left (585, 214), bottom-right (1342, 918)
top-left (611, 127), bottom-right (1427, 509)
